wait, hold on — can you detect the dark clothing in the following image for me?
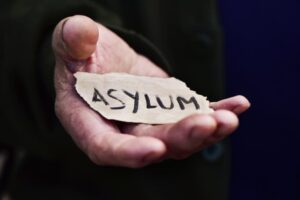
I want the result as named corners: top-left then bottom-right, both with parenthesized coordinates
top-left (0, 0), bottom-right (229, 199)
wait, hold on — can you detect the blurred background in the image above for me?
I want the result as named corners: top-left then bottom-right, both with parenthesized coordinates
top-left (219, 0), bottom-right (300, 199)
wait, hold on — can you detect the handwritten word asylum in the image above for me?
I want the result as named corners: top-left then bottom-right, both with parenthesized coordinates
top-left (92, 88), bottom-right (201, 114)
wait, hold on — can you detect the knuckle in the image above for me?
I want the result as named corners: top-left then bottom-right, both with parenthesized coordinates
top-left (87, 148), bottom-right (107, 166)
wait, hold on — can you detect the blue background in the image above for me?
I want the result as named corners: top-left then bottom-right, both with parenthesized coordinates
top-left (219, 0), bottom-right (300, 199)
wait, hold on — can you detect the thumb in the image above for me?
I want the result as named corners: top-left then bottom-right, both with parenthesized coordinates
top-left (52, 15), bottom-right (99, 72)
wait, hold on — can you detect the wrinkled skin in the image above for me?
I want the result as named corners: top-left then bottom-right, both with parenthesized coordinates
top-left (52, 15), bottom-right (250, 168)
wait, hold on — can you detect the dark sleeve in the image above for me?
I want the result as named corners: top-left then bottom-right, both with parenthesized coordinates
top-left (0, 0), bottom-right (170, 158)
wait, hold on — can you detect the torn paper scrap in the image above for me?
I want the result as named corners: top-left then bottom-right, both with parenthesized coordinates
top-left (74, 72), bottom-right (213, 124)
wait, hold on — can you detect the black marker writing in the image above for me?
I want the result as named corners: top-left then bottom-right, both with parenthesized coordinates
top-left (123, 90), bottom-right (139, 113)
top-left (93, 88), bottom-right (109, 105)
top-left (145, 94), bottom-right (157, 109)
top-left (177, 96), bottom-right (200, 110)
top-left (156, 95), bottom-right (174, 110)
top-left (92, 88), bottom-right (202, 113)
top-left (107, 89), bottom-right (125, 110)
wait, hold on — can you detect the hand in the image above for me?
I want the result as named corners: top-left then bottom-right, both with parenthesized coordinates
top-left (52, 15), bottom-right (250, 168)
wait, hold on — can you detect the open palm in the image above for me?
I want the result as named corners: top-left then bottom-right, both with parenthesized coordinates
top-left (52, 15), bottom-right (250, 168)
